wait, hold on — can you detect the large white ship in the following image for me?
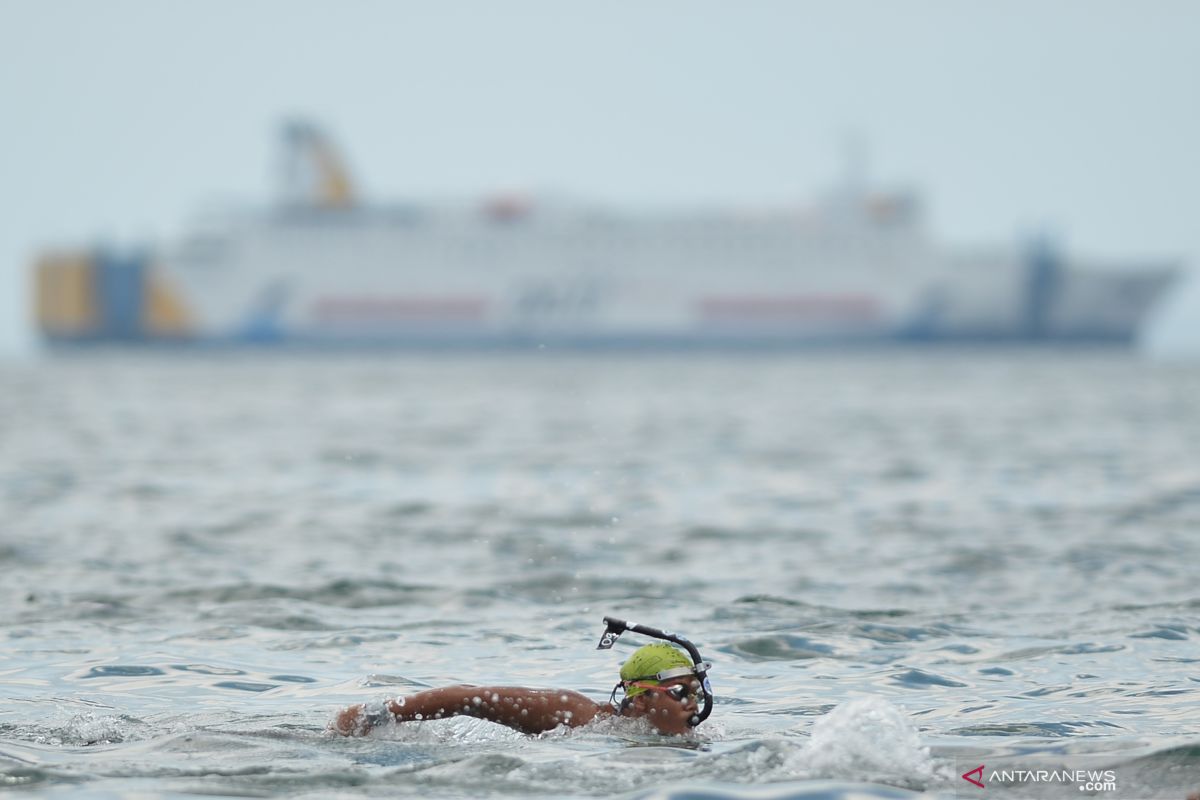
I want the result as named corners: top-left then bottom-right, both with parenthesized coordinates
top-left (35, 121), bottom-right (1178, 346)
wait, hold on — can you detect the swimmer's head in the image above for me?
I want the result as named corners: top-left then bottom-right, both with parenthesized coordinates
top-left (619, 643), bottom-right (694, 698)
top-left (596, 616), bottom-right (714, 729)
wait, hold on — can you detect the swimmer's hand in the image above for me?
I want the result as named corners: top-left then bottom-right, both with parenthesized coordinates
top-left (330, 685), bottom-right (607, 736)
top-left (330, 702), bottom-right (385, 736)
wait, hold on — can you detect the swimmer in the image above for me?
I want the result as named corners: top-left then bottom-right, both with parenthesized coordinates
top-left (331, 617), bottom-right (713, 737)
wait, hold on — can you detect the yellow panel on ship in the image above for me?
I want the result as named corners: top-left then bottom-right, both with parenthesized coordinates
top-left (35, 253), bottom-right (96, 336)
top-left (143, 267), bottom-right (193, 336)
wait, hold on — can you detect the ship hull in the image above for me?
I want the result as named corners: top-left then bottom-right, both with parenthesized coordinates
top-left (33, 204), bottom-right (1177, 348)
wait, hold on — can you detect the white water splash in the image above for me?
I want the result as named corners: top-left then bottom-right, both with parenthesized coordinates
top-left (36, 712), bottom-right (131, 746)
top-left (365, 714), bottom-right (526, 744)
top-left (707, 698), bottom-right (941, 786)
top-left (801, 697), bottom-right (937, 784)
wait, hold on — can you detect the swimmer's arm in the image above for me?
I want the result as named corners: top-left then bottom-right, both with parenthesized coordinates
top-left (331, 685), bottom-right (608, 736)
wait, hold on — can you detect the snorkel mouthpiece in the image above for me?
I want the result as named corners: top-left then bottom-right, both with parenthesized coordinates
top-left (596, 616), bottom-right (714, 727)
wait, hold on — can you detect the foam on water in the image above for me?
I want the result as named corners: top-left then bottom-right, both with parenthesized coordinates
top-left (34, 712), bottom-right (136, 747)
top-left (327, 695), bottom-right (942, 794)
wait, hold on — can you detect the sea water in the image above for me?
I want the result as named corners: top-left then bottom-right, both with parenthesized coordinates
top-left (1, 350), bottom-right (1197, 799)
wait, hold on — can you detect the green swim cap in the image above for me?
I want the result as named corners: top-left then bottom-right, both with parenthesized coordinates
top-left (620, 643), bottom-right (693, 698)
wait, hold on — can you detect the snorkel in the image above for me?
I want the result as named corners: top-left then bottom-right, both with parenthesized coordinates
top-left (596, 616), bottom-right (713, 727)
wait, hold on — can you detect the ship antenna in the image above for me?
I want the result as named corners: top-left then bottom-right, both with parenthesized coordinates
top-left (840, 129), bottom-right (869, 200)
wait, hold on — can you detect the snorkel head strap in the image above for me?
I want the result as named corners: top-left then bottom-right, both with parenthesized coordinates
top-left (596, 616), bottom-right (714, 727)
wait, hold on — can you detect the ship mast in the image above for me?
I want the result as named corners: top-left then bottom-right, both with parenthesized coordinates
top-left (278, 119), bottom-right (357, 210)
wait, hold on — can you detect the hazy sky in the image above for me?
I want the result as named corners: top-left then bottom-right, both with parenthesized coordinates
top-left (3, 0), bottom-right (1198, 353)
